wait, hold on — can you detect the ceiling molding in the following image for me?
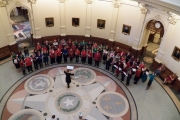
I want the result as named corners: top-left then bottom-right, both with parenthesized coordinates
top-left (134, 0), bottom-right (180, 15)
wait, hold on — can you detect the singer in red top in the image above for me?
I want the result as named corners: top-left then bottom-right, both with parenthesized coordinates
top-left (24, 56), bottom-right (33, 73)
top-left (81, 49), bottom-right (87, 64)
top-left (36, 42), bottom-right (41, 52)
top-left (75, 48), bottom-right (80, 63)
top-left (69, 48), bottom-right (74, 63)
top-left (50, 48), bottom-right (55, 64)
top-left (87, 49), bottom-right (93, 65)
top-left (56, 48), bottom-right (62, 64)
top-left (94, 51), bottom-right (101, 67)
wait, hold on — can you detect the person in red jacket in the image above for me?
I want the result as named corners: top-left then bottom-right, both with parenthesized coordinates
top-left (41, 45), bottom-right (47, 54)
top-left (87, 49), bottom-right (93, 65)
top-left (36, 42), bottom-right (41, 52)
top-left (94, 51), bottom-right (101, 67)
top-left (75, 48), bottom-right (80, 63)
top-left (81, 49), bottom-right (87, 64)
top-left (56, 48), bottom-right (62, 64)
top-left (69, 48), bottom-right (74, 63)
top-left (50, 48), bottom-right (55, 64)
top-left (134, 67), bottom-right (142, 84)
top-left (24, 56), bottom-right (33, 72)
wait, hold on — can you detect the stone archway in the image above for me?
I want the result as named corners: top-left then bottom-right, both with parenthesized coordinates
top-left (141, 19), bottom-right (165, 59)
top-left (9, 2), bottom-right (34, 47)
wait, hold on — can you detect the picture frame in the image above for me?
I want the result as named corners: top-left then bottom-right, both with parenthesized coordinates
top-left (97, 19), bottom-right (105, 29)
top-left (172, 46), bottom-right (180, 61)
top-left (45, 17), bottom-right (54, 27)
top-left (122, 24), bottom-right (131, 35)
top-left (72, 18), bottom-right (80, 27)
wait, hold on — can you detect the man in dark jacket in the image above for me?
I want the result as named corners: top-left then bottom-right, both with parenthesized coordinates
top-left (64, 69), bottom-right (74, 88)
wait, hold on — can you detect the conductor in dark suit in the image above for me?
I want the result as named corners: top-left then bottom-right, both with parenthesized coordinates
top-left (64, 69), bottom-right (74, 88)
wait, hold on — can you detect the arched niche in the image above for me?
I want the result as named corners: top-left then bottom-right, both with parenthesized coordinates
top-left (8, 1), bottom-right (34, 41)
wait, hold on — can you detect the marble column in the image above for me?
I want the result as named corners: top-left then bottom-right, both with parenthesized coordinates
top-left (108, 4), bottom-right (119, 42)
top-left (85, 0), bottom-right (92, 37)
top-left (155, 19), bottom-right (176, 63)
top-left (132, 7), bottom-right (147, 50)
top-left (29, 0), bottom-right (41, 38)
top-left (0, 3), bottom-right (16, 46)
top-left (59, 0), bottom-right (66, 36)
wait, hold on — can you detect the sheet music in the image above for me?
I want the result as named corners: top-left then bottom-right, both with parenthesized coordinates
top-left (67, 66), bottom-right (74, 70)
top-left (132, 68), bottom-right (136, 72)
top-left (123, 72), bottom-right (128, 76)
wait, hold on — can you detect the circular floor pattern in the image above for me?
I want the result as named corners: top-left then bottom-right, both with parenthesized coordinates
top-left (18, 42), bottom-right (30, 48)
top-left (1, 65), bottom-right (137, 120)
top-left (73, 67), bottom-right (96, 85)
top-left (96, 91), bottom-right (129, 117)
top-left (8, 109), bottom-right (43, 120)
top-left (24, 74), bottom-right (54, 94)
top-left (143, 57), bottom-right (153, 63)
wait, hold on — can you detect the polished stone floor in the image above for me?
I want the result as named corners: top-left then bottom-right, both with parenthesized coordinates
top-left (0, 61), bottom-right (180, 120)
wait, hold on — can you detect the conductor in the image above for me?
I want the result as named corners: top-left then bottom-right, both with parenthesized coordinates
top-left (64, 69), bottom-right (74, 88)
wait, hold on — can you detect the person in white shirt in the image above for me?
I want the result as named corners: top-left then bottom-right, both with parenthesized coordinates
top-left (53, 39), bottom-right (59, 46)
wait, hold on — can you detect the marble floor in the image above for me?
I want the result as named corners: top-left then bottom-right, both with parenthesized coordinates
top-left (0, 61), bottom-right (180, 120)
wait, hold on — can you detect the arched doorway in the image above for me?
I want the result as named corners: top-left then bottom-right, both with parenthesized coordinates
top-left (10, 6), bottom-right (32, 49)
top-left (142, 20), bottom-right (164, 58)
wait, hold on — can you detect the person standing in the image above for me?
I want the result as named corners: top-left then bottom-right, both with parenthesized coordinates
top-left (69, 48), bottom-right (74, 63)
top-left (31, 53), bottom-right (38, 70)
top-left (75, 48), bottom-right (80, 63)
top-left (87, 49), bottom-right (93, 65)
top-left (14, 56), bottom-right (21, 72)
top-left (103, 49), bottom-right (108, 64)
top-left (24, 46), bottom-right (29, 57)
top-left (105, 56), bottom-right (113, 71)
top-left (36, 42), bottom-right (41, 53)
top-left (94, 51), bottom-right (101, 67)
top-left (50, 48), bottom-right (55, 64)
top-left (146, 72), bottom-right (156, 90)
top-left (43, 50), bottom-right (49, 66)
top-left (19, 59), bottom-right (26, 75)
top-left (126, 70), bottom-right (133, 86)
top-left (64, 69), bottom-right (74, 88)
top-left (56, 48), bottom-right (62, 64)
top-left (142, 69), bottom-right (149, 82)
top-left (24, 56), bottom-right (33, 72)
top-left (62, 47), bottom-right (68, 63)
top-left (121, 66), bottom-right (127, 81)
top-left (134, 67), bottom-right (142, 84)
top-left (81, 49), bottom-right (87, 64)
top-left (37, 51), bottom-right (43, 68)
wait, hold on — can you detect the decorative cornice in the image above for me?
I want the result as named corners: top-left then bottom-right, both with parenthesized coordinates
top-left (85, 0), bottom-right (92, 4)
top-left (134, 0), bottom-right (180, 15)
top-left (28, 0), bottom-right (37, 4)
top-left (0, 0), bottom-right (7, 7)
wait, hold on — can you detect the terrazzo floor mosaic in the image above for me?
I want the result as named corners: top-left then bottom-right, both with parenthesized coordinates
top-left (2, 66), bottom-right (136, 120)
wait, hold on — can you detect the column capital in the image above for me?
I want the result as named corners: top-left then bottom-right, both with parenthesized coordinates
top-left (28, 0), bottom-right (37, 4)
top-left (166, 11), bottom-right (177, 25)
top-left (0, 0), bottom-right (7, 7)
top-left (141, 7), bottom-right (148, 14)
top-left (113, 0), bottom-right (120, 8)
top-left (168, 16), bottom-right (177, 25)
top-left (85, 0), bottom-right (92, 4)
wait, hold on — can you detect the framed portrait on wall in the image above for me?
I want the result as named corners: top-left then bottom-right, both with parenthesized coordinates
top-left (97, 19), bottom-right (105, 29)
top-left (72, 18), bottom-right (79, 27)
top-left (172, 46), bottom-right (180, 61)
top-left (122, 24), bottom-right (131, 35)
top-left (45, 17), bottom-right (54, 27)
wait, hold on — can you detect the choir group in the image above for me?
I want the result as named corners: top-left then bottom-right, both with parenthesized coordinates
top-left (11, 39), bottom-right (160, 90)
